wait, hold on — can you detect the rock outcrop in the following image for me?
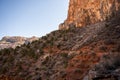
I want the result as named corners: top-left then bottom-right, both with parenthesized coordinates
top-left (59, 0), bottom-right (120, 30)
top-left (0, 36), bottom-right (39, 49)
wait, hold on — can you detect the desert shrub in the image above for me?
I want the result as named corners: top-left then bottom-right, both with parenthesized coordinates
top-left (0, 48), bottom-right (13, 56)
top-left (63, 60), bottom-right (68, 68)
top-left (60, 53), bottom-right (69, 68)
top-left (0, 66), bottom-right (8, 74)
top-left (49, 41), bottom-right (54, 46)
top-left (0, 51), bottom-right (2, 55)
top-left (99, 45), bottom-right (107, 51)
top-left (95, 52), bottom-right (120, 73)
top-left (116, 44), bottom-right (120, 52)
top-left (41, 36), bottom-right (47, 40)
top-left (105, 23), bottom-right (109, 27)
top-left (104, 39), bottom-right (115, 45)
top-left (29, 50), bottom-right (38, 59)
top-left (17, 64), bottom-right (23, 72)
top-left (7, 56), bottom-right (14, 62)
top-left (3, 48), bottom-right (11, 55)
top-left (15, 46), bottom-right (20, 50)
top-left (42, 56), bottom-right (49, 65)
top-left (39, 49), bottom-right (44, 55)
top-left (75, 69), bottom-right (82, 73)
top-left (60, 53), bottom-right (68, 58)
top-left (56, 43), bottom-right (61, 48)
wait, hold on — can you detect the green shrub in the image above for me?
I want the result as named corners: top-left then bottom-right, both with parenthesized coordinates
top-left (39, 49), bottom-right (44, 55)
top-left (99, 46), bottom-right (107, 51)
top-left (61, 53), bottom-right (68, 58)
top-left (42, 56), bottom-right (49, 65)
top-left (95, 52), bottom-right (120, 73)
top-left (104, 39), bottom-right (115, 45)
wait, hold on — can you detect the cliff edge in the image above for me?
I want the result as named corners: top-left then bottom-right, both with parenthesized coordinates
top-left (59, 0), bottom-right (120, 30)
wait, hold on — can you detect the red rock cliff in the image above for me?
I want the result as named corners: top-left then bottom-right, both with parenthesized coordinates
top-left (59, 0), bottom-right (120, 30)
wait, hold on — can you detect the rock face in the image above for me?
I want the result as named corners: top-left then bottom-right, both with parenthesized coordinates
top-left (59, 0), bottom-right (120, 30)
top-left (0, 36), bottom-right (39, 49)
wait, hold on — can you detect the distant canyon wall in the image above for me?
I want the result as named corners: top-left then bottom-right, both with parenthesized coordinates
top-left (59, 0), bottom-right (120, 30)
top-left (0, 36), bottom-right (39, 50)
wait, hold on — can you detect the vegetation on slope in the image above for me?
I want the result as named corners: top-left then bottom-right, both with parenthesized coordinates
top-left (0, 20), bottom-right (120, 80)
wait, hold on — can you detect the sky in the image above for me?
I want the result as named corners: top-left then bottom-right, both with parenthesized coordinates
top-left (0, 0), bottom-right (69, 39)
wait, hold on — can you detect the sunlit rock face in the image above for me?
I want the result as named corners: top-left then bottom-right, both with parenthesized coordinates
top-left (0, 36), bottom-right (39, 49)
top-left (59, 0), bottom-right (120, 30)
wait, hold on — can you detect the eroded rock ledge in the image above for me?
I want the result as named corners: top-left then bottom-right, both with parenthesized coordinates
top-left (59, 0), bottom-right (120, 30)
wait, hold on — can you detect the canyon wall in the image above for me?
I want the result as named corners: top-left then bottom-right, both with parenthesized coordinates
top-left (0, 36), bottom-right (39, 50)
top-left (59, 0), bottom-right (120, 30)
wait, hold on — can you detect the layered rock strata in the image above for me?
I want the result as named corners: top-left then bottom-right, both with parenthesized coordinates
top-left (59, 0), bottom-right (120, 30)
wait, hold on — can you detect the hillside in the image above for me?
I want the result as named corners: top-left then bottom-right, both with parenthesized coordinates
top-left (0, 20), bottom-right (120, 80)
top-left (0, 0), bottom-right (120, 80)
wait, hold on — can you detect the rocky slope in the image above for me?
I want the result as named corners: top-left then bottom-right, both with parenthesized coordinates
top-left (59, 0), bottom-right (120, 30)
top-left (0, 0), bottom-right (120, 80)
top-left (0, 36), bottom-right (39, 50)
top-left (0, 21), bottom-right (120, 80)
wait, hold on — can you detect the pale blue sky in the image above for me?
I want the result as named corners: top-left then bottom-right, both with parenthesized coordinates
top-left (0, 0), bottom-right (69, 39)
